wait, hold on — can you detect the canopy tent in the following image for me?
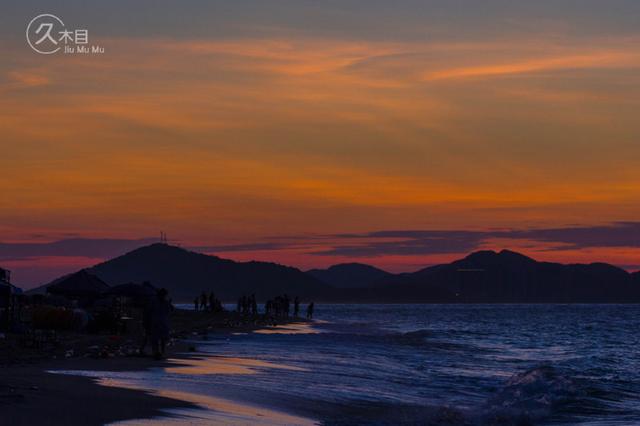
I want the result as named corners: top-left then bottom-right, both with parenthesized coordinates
top-left (0, 267), bottom-right (22, 298)
top-left (46, 269), bottom-right (110, 299)
top-left (0, 268), bottom-right (22, 324)
top-left (0, 281), bottom-right (23, 294)
top-left (0, 267), bottom-right (10, 283)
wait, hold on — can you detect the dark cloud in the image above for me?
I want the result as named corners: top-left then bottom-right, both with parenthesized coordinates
top-left (314, 222), bottom-right (640, 257)
top-left (4, 1), bottom-right (639, 41)
top-left (2, 222), bottom-right (639, 262)
top-left (509, 222), bottom-right (640, 250)
top-left (190, 242), bottom-right (295, 253)
top-left (0, 238), bottom-right (157, 261)
top-left (317, 230), bottom-right (490, 257)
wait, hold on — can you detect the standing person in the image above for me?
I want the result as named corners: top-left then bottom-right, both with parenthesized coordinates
top-left (208, 292), bottom-right (216, 312)
top-left (150, 288), bottom-right (172, 360)
top-left (240, 295), bottom-right (247, 315)
top-left (306, 302), bottom-right (314, 319)
top-left (251, 294), bottom-right (258, 316)
top-left (274, 296), bottom-right (281, 317)
top-left (200, 292), bottom-right (208, 311)
top-left (294, 296), bottom-right (300, 317)
top-left (193, 296), bottom-right (199, 312)
top-left (283, 294), bottom-right (290, 317)
top-left (139, 297), bottom-right (153, 356)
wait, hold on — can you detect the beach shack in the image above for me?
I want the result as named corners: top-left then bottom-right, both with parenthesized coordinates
top-left (46, 269), bottom-right (110, 307)
top-left (0, 267), bottom-right (10, 284)
top-left (0, 267), bottom-right (23, 330)
top-left (0, 267), bottom-right (22, 304)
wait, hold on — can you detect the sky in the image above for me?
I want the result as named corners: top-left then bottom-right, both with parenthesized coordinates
top-left (1, 1), bottom-right (640, 287)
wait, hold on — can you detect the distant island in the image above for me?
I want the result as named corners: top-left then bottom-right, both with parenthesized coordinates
top-left (28, 244), bottom-right (640, 303)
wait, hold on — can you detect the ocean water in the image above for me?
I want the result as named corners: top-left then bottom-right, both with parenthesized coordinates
top-left (58, 304), bottom-right (640, 425)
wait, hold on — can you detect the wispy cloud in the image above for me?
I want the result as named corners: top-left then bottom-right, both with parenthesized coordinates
top-left (0, 238), bottom-right (156, 261)
top-left (312, 222), bottom-right (640, 257)
top-left (1, 70), bottom-right (51, 92)
top-left (183, 222), bottom-right (640, 258)
top-left (426, 50), bottom-right (640, 80)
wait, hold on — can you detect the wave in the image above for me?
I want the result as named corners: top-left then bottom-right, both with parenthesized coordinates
top-left (480, 365), bottom-right (578, 424)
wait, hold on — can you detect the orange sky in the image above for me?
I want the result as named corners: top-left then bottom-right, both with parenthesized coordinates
top-left (1, 3), bottom-right (640, 286)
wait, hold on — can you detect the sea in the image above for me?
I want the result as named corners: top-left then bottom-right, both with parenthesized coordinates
top-left (56, 304), bottom-right (640, 425)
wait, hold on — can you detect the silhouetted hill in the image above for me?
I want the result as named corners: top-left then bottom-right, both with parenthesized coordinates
top-left (307, 263), bottom-right (392, 288)
top-left (32, 247), bottom-right (639, 303)
top-left (371, 250), bottom-right (640, 303)
top-left (35, 244), bottom-right (331, 302)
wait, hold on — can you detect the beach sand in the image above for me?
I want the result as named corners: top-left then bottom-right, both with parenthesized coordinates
top-left (0, 310), bottom-right (315, 426)
top-left (1, 359), bottom-right (195, 426)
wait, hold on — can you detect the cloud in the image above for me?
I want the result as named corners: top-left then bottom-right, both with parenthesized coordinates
top-left (0, 238), bottom-right (157, 261)
top-left (1, 70), bottom-right (51, 92)
top-left (312, 222), bottom-right (640, 257)
top-left (185, 222), bottom-right (640, 258)
top-left (510, 222), bottom-right (640, 250)
top-left (425, 50), bottom-right (640, 80)
top-left (190, 242), bottom-right (295, 253)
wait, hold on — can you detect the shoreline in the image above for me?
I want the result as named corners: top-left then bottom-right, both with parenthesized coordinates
top-left (1, 310), bottom-right (313, 426)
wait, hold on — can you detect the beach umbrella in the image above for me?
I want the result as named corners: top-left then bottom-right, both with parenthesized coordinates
top-left (0, 267), bottom-right (10, 283)
top-left (47, 269), bottom-right (110, 298)
top-left (0, 271), bottom-right (22, 308)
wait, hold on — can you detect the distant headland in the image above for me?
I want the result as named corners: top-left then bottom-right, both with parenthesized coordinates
top-left (22, 244), bottom-right (640, 304)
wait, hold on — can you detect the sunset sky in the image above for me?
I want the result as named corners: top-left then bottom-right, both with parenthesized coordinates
top-left (2, 1), bottom-right (640, 287)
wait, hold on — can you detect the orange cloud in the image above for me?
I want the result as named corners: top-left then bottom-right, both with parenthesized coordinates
top-left (425, 51), bottom-right (640, 80)
top-left (2, 69), bottom-right (50, 91)
top-left (2, 34), bottom-right (640, 254)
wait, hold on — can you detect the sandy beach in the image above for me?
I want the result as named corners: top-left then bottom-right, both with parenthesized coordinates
top-left (1, 310), bottom-right (315, 426)
top-left (1, 358), bottom-right (195, 426)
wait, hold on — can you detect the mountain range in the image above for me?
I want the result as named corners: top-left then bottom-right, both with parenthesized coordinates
top-left (31, 243), bottom-right (330, 301)
top-left (306, 263), bottom-right (392, 288)
top-left (30, 244), bottom-right (640, 303)
top-left (364, 250), bottom-right (640, 303)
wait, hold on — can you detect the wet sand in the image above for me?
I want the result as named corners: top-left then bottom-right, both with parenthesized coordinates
top-left (0, 311), bottom-right (314, 425)
top-left (1, 360), bottom-right (196, 426)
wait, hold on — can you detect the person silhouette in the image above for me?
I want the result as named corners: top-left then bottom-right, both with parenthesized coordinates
top-left (200, 292), bottom-right (207, 311)
top-left (249, 294), bottom-right (255, 315)
top-left (208, 292), bottom-right (216, 312)
top-left (306, 302), bottom-right (314, 319)
top-left (283, 294), bottom-right (290, 317)
top-left (150, 288), bottom-right (172, 360)
top-left (294, 296), bottom-right (300, 317)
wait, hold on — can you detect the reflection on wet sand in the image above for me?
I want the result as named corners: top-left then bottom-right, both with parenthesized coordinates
top-left (103, 378), bottom-right (317, 426)
top-left (253, 321), bottom-right (322, 335)
top-left (165, 356), bottom-right (307, 375)
top-left (52, 353), bottom-right (315, 425)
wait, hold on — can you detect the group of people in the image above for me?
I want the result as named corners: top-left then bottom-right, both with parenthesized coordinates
top-left (196, 291), bottom-right (317, 320)
top-left (264, 295), bottom-right (314, 319)
top-left (237, 294), bottom-right (258, 316)
top-left (194, 291), bottom-right (223, 313)
top-left (264, 294), bottom-right (294, 317)
top-left (141, 288), bottom-right (316, 360)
